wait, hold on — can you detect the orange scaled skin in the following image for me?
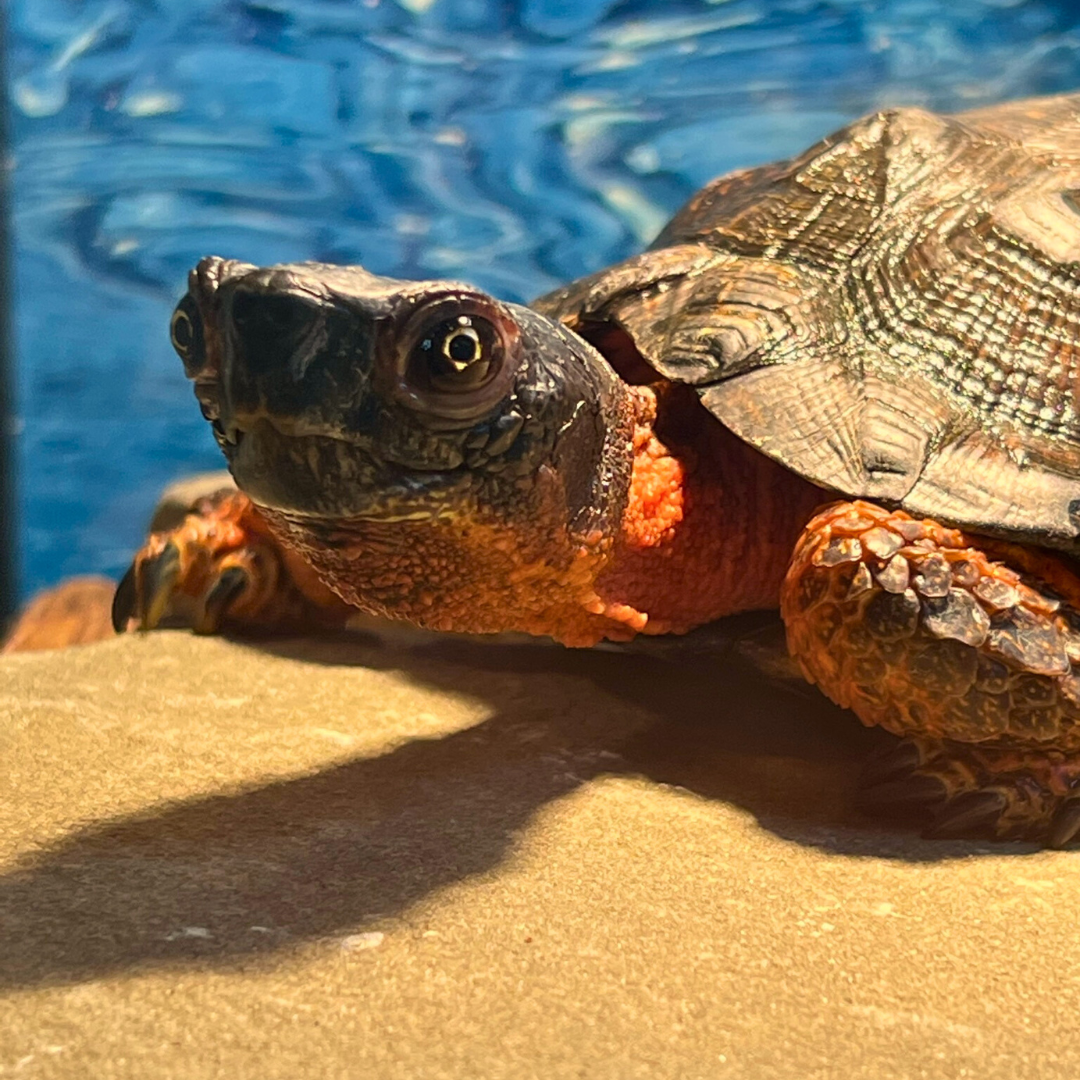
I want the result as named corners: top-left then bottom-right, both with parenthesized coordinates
top-left (782, 500), bottom-right (1080, 748)
top-left (257, 383), bottom-right (826, 646)
top-left (593, 384), bottom-right (826, 637)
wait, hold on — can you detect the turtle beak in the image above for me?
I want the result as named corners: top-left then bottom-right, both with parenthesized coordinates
top-left (170, 257), bottom-right (260, 450)
top-left (176, 257), bottom-right (257, 380)
top-left (173, 258), bottom-right (276, 451)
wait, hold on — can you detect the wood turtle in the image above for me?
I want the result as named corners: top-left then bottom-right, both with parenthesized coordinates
top-left (115, 93), bottom-right (1080, 845)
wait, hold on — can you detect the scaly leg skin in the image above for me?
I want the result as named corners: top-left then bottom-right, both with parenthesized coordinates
top-left (781, 500), bottom-right (1080, 846)
top-left (112, 489), bottom-right (356, 636)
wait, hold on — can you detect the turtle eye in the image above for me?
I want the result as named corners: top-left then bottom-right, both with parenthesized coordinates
top-left (170, 294), bottom-right (204, 374)
top-left (415, 315), bottom-right (497, 393)
top-left (395, 298), bottom-right (520, 423)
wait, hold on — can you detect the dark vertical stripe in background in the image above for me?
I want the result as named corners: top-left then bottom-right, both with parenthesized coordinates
top-left (0, 11), bottom-right (16, 627)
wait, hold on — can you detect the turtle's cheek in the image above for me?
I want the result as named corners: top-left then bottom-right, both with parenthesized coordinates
top-left (224, 421), bottom-right (349, 515)
top-left (224, 420), bottom-right (310, 508)
top-left (223, 421), bottom-right (456, 520)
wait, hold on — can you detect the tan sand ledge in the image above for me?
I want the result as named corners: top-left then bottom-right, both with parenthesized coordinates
top-left (2, 629), bottom-right (1080, 1079)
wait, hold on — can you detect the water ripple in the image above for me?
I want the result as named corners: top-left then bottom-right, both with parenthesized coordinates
top-left (9, 0), bottom-right (1080, 592)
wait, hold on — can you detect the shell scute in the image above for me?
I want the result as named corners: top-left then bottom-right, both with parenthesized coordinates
top-left (536, 94), bottom-right (1080, 550)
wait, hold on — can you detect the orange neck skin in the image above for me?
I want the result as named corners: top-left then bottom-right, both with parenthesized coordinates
top-left (591, 383), bottom-right (826, 638)
top-left (262, 381), bottom-right (826, 647)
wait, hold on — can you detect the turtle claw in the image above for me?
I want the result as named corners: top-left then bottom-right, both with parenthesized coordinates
top-left (854, 741), bottom-right (1080, 843)
top-left (855, 773), bottom-right (948, 818)
top-left (860, 740), bottom-right (925, 787)
top-left (140, 541), bottom-right (182, 630)
top-left (923, 790), bottom-right (1008, 840)
top-left (111, 563), bottom-right (138, 633)
top-left (197, 566), bottom-right (251, 634)
top-left (1049, 795), bottom-right (1080, 849)
top-left (112, 488), bottom-right (352, 638)
top-left (111, 541), bottom-right (182, 632)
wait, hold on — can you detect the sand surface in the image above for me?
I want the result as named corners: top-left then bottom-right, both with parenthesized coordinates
top-left (3, 628), bottom-right (1080, 1078)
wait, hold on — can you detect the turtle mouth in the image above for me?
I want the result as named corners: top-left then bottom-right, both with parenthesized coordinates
top-left (194, 381), bottom-right (247, 450)
top-left (210, 417), bottom-right (244, 449)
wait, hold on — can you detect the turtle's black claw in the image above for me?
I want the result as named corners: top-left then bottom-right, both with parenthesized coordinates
top-left (111, 563), bottom-right (138, 633)
top-left (140, 541), bottom-right (182, 631)
top-left (923, 790), bottom-right (1007, 839)
top-left (860, 740), bottom-right (924, 787)
top-left (1049, 795), bottom-right (1080, 849)
top-left (856, 773), bottom-right (948, 818)
top-left (199, 566), bottom-right (250, 634)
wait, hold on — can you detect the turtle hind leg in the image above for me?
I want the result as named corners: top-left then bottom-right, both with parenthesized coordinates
top-left (780, 500), bottom-right (1080, 846)
top-left (113, 488), bottom-right (355, 636)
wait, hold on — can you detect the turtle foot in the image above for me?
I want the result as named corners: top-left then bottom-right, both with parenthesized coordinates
top-left (857, 737), bottom-right (1080, 846)
top-left (113, 489), bottom-right (352, 635)
top-left (782, 500), bottom-right (1080, 845)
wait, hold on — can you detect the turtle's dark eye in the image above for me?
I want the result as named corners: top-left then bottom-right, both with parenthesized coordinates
top-left (171, 310), bottom-right (193, 353)
top-left (170, 294), bottom-right (204, 375)
top-left (415, 315), bottom-right (498, 393)
top-left (393, 297), bottom-right (521, 424)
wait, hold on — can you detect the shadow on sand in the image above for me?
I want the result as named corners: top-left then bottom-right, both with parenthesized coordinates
top-left (0, 625), bottom-right (1036, 992)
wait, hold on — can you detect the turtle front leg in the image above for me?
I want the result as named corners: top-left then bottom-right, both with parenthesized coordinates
top-left (781, 500), bottom-right (1080, 846)
top-left (113, 489), bottom-right (356, 636)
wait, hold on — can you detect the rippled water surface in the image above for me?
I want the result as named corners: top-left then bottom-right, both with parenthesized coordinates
top-left (10, 0), bottom-right (1080, 594)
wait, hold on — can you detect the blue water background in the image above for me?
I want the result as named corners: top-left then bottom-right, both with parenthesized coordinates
top-left (9, 0), bottom-right (1080, 596)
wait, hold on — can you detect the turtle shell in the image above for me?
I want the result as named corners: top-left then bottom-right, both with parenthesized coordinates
top-left (534, 95), bottom-right (1080, 552)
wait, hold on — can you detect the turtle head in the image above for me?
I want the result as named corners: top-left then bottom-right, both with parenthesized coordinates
top-left (171, 257), bottom-right (640, 642)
